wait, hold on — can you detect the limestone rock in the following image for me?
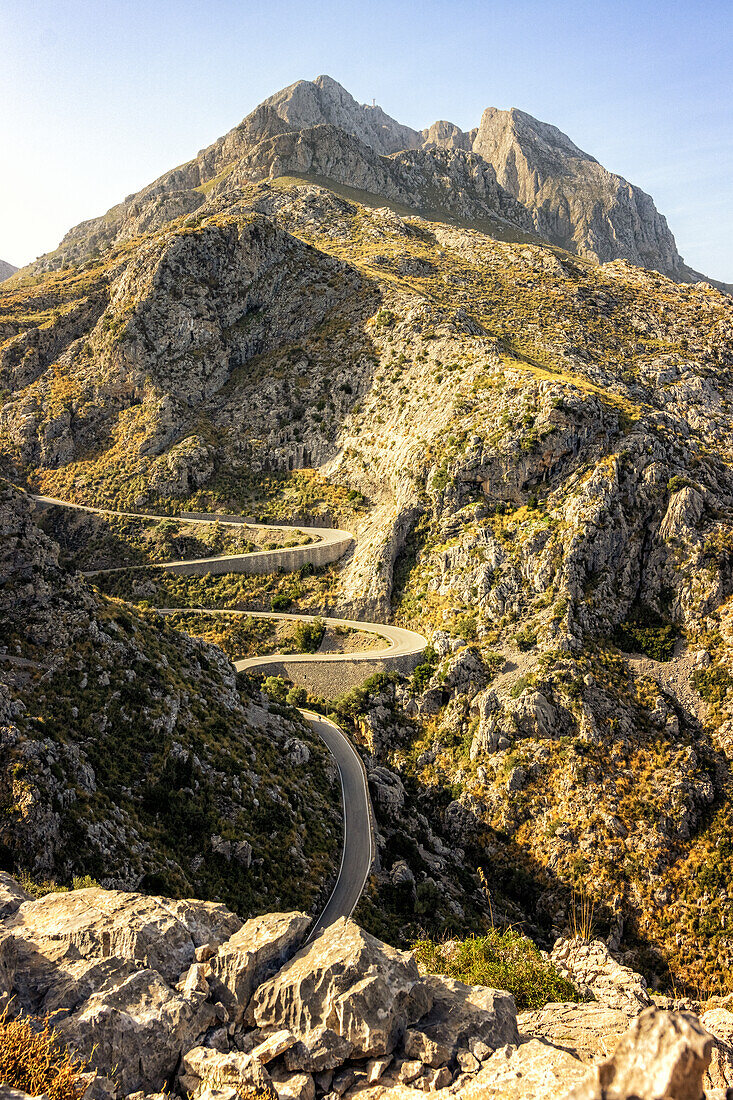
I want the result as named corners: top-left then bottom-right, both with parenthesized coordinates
top-left (550, 938), bottom-right (652, 1012)
top-left (518, 1001), bottom-right (638, 1064)
top-left (413, 974), bottom-right (518, 1060)
top-left (366, 1056), bottom-right (392, 1083)
top-left (0, 872), bottom-right (32, 919)
top-left (209, 911), bottom-right (310, 1015)
top-left (700, 1006), bottom-right (733, 1090)
top-left (181, 1046), bottom-right (274, 1094)
top-left (251, 1029), bottom-right (299, 1064)
top-left (437, 1038), bottom-right (587, 1100)
top-left (507, 690), bottom-right (556, 739)
top-left (284, 1026), bottom-right (354, 1072)
top-left (562, 1007), bottom-right (713, 1100)
top-left (252, 918), bottom-right (433, 1057)
top-left (472, 106), bottom-right (687, 279)
top-left (368, 768), bottom-right (406, 818)
top-left (269, 1067), bottom-right (315, 1100)
top-left (262, 75), bottom-right (422, 156)
top-left (660, 486), bottom-right (705, 542)
top-left (4, 888), bottom-right (241, 985)
top-left (0, 888), bottom-right (241, 1093)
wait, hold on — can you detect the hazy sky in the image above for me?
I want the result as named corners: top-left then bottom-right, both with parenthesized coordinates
top-left (1, 0), bottom-right (731, 280)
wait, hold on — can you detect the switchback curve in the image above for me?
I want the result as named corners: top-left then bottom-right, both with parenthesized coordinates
top-left (24, 490), bottom-right (427, 934)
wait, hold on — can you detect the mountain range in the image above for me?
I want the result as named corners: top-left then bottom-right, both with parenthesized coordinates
top-left (28, 75), bottom-right (727, 290)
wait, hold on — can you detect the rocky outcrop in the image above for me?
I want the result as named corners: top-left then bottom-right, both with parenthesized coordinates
top-left (261, 75), bottom-right (422, 156)
top-left (0, 871), bottom-right (31, 919)
top-left (471, 107), bottom-right (687, 278)
top-left (563, 1007), bottom-right (713, 1099)
top-left (700, 1004), bottom-right (733, 1091)
top-left (550, 937), bottom-right (653, 1012)
top-left (209, 911), bottom-right (311, 1016)
top-left (252, 918), bottom-right (434, 1057)
top-left (1, 879), bottom-right (729, 1100)
top-left (0, 887), bottom-right (242, 1092)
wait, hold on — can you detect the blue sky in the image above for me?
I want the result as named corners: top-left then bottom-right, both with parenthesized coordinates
top-left (1, 0), bottom-right (731, 280)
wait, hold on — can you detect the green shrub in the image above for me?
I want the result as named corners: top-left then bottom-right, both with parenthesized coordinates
top-left (412, 645), bottom-right (438, 692)
top-left (262, 675), bottom-right (289, 703)
top-left (412, 929), bottom-right (581, 1010)
top-left (514, 626), bottom-right (537, 652)
top-left (290, 617), bottom-right (325, 653)
top-left (271, 594), bottom-right (293, 611)
top-left (612, 618), bottom-right (677, 662)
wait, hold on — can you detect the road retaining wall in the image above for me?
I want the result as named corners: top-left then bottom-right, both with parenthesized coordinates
top-left (160, 538), bottom-right (350, 576)
top-left (246, 650), bottom-right (423, 698)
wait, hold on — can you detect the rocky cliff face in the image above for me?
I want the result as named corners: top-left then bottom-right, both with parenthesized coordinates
top-left (0, 486), bottom-right (339, 913)
top-left (471, 107), bottom-right (687, 279)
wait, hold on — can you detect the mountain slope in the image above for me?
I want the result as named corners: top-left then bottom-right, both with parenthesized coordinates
top-left (2, 80), bottom-right (733, 991)
top-left (0, 484), bottom-right (339, 911)
top-left (0, 259), bottom-right (17, 282)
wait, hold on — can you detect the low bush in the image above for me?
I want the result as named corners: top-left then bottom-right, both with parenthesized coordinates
top-left (412, 929), bottom-right (581, 1010)
top-left (612, 619), bottom-right (677, 662)
top-left (0, 1008), bottom-right (89, 1100)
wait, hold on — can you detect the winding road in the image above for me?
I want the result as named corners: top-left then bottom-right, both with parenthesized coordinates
top-left (26, 490), bottom-right (427, 933)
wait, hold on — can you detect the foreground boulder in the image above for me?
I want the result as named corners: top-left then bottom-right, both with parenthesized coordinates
top-left (252, 918), bottom-right (433, 1057)
top-left (404, 974), bottom-right (518, 1065)
top-left (0, 885), bottom-right (242, 1093)
top-left (209, 910), bottom-right (310, 1017)
top-left (701, 1005), bottom-right (733, 1090)
top-left (563, 1007), bottom-right (713, 1099)
top-left (451, 1038), bottom-right (589, 1100)
top-left (3, 887), bottom-right (242, 984)
top-left (518, 1001), bottom-right (637, 1064)
top-left (180, 1046), bottom-right (275, 1096)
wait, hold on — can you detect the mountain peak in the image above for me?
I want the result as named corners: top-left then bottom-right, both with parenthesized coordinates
top-left (0, 259), bottom-right (17, 282)
top-left (261, 75), bottom-right (421, 155)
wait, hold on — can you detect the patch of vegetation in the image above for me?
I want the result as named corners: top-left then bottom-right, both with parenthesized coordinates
top-left (0, 1007), bottom-right (90, 1100)
top-left (612, 611), bottom-right (678, 662)
top-left (412, 929), bottom-right (581, 1010)
top-left (412, 646), bottom-right (438, 692)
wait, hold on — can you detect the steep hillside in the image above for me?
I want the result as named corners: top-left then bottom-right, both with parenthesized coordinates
top-left (0, 259), bottom-right (17, 282)
top-left (0, 484), bottom-right (339, 913)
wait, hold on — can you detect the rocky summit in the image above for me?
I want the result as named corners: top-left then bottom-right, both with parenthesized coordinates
top-left (1, 73), bottom-right (733, 1100)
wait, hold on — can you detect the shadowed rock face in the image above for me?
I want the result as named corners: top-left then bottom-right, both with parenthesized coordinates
top-left (0, 259), bottom-right (17, 282)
